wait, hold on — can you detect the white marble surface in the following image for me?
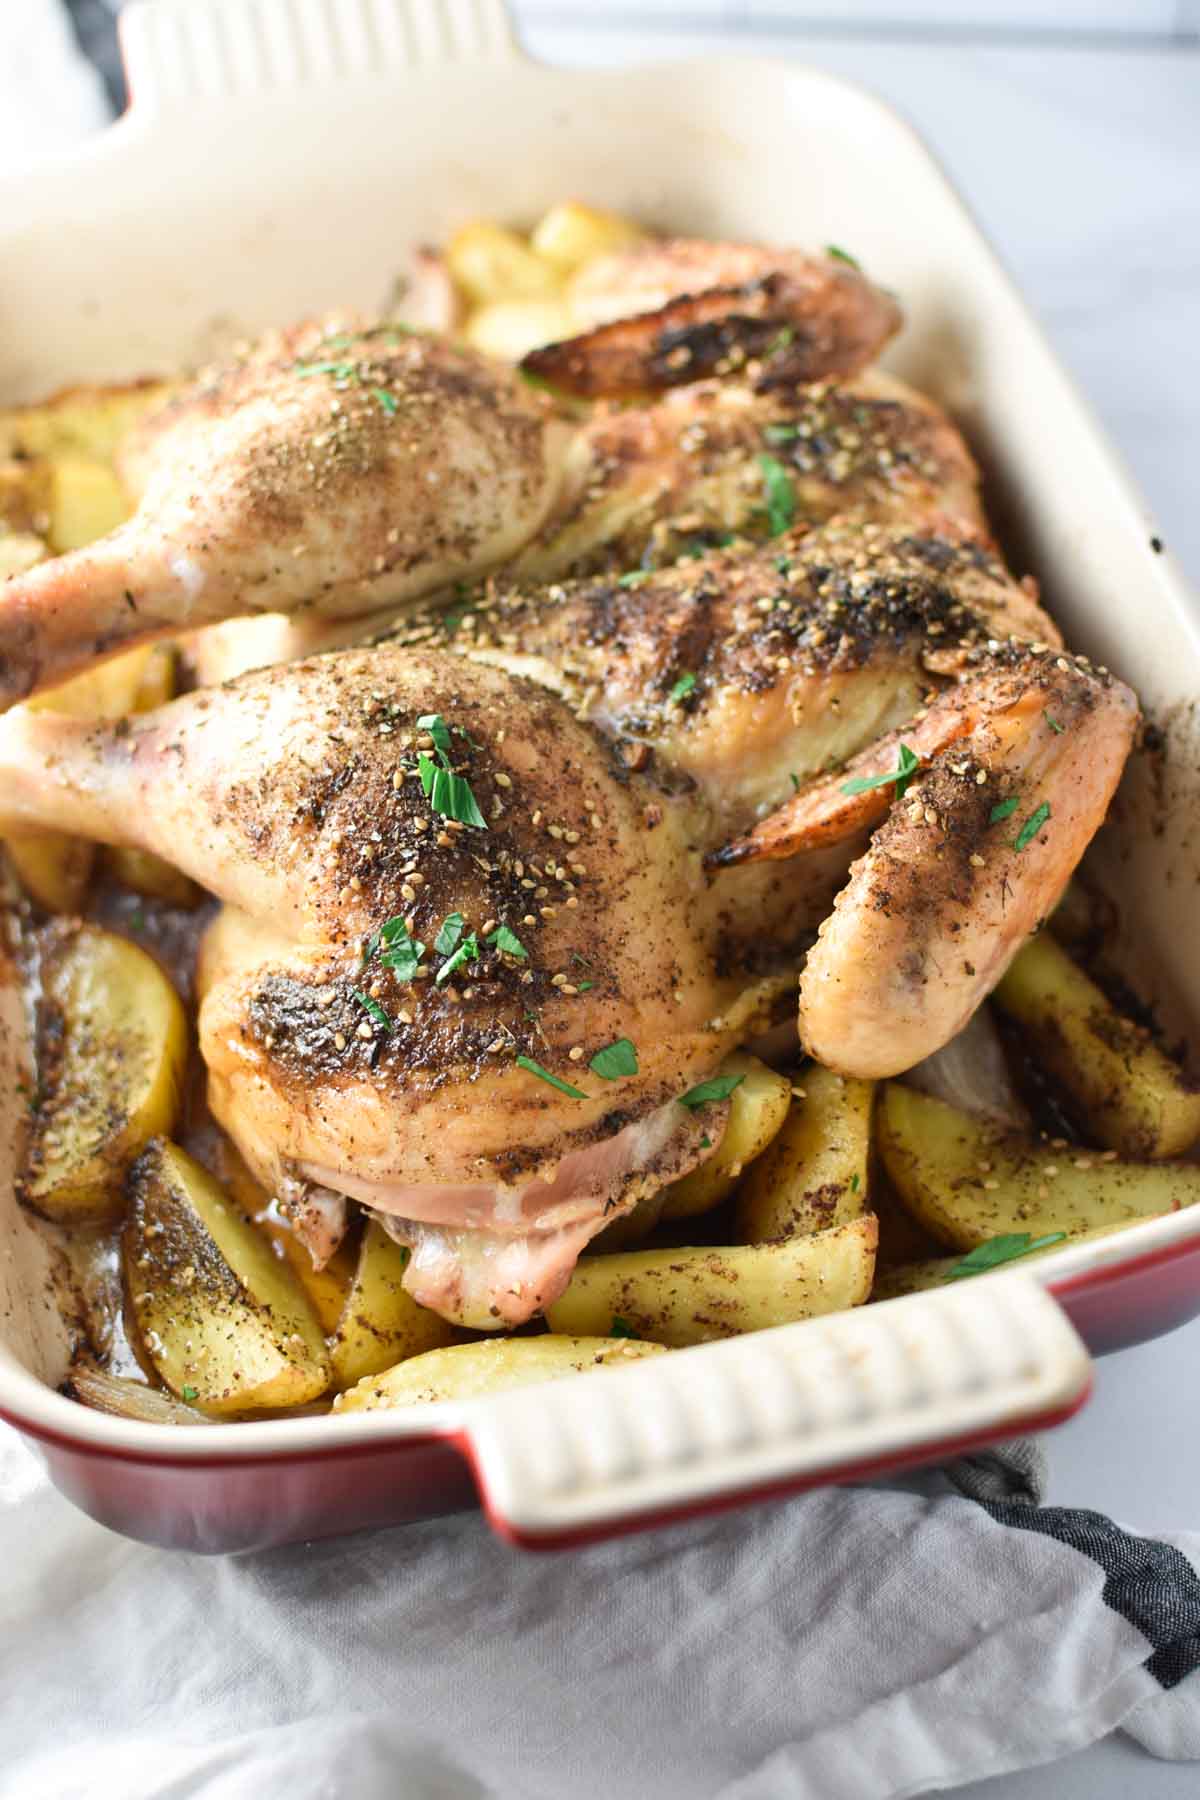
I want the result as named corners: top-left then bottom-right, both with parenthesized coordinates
top-left (519, 20), bottom-right (1200, 1799)
top-left (6, 13), bottom-right (1200, 1797)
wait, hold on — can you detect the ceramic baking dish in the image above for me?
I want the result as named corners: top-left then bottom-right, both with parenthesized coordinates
top-left (1, 0), bottom-right (1198, 1553)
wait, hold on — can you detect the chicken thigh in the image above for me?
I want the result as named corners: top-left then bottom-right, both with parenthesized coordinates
top-left (0, 649), bottom-right (776, 1324)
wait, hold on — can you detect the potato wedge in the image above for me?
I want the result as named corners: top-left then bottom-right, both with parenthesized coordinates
top-left (5, 830), bottom-right (96, 915)
top-left (546, 1216), bottom-right (878, 1347)
top-left (0, 380), bottom-right (168, 463)
top-left (0, 457), bottom-right (51, 534)
top-left (204, 1137), bottom-right (358, 1336)
top-left (530, 201), bottom-right (646, 273)
top-left (736, 1065), bottom-right (874, 1242)
top-left (19, 925), bottom-right (188, 1223)
top-left (446, 222), bottom-right (561, 305)
top-left (124, 1141), bottom-right (331, 1413)
top-left (45, 456), bottom-right (130, 552)
top-left (329, 1220), bottom-right (459, 1390)
top-left (661, 1052), bottom-right (792, 1222)
top-left (6, 645), bottom-right (159, 911)
top-left (993, 933), bottom-right (1200, 1159)
top-left (463, 298), bottom-right (578, 364)
top-left (878, 1083), bottom-right (1200, 1250)
top-left (871, 1218), bottom-right (1148, 1301)
top-left (333, 1334), bottom-right (666, 1412)
top-left (103, 846), bottom-right (203, 907)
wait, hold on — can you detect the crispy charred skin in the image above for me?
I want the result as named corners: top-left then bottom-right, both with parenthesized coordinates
top-left (796, 644), bottom-right (1140, 1077)
top-left (387, 518), bottom-right (1059, 846)
top-left (522, 242), bottom-right (902, 399)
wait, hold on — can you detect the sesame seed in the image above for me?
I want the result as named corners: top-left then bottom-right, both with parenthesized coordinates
top-left (975, 770), bottom-right (988, 785)
top-left (494, 771), bottom-right (512, 788)
top-left (481, 919), bottom-right (496, 937)
top-left (551, 973), bottom-right (568, 988)
top-left (541, 906), bottom-right (557, 919)
top-left (520, 971), bottom-right (534, 985)
top-left (395, 1009), bottom-right (413, 1025)
top-left (356, 1022), bottom-right (373, 1041)
top-left (969, 853), bottom-right (985, 868)
top-left (400, 884), bottom-right (416, 903)
top-left (392, 770), bottom-right (404, 790)
top-left (568, 1046), bottom-right (584, 1062)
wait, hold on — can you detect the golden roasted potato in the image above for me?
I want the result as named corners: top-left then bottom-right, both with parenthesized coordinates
top-left (661, 1052), bottom-right (792, 1222)
top-left (206, 1137), bottom-right (357, 1336)
top-left (0, 379), bottom-right (167, 463)
top-left (329, 1220), bottom-right (459, 1390)
top-left (45, 457), bottom-right (130, 552)
top-left (19, 925), bottom-right (188, 1223)
top-left (333, 1334), bottom-right (666, 1412)
top-left (5, 829), bottom-right (96, 915)
top-left (546, 1215), bottom-right (878, 1347)
top-left (877, 1083), bottom-right (1200, 1251)
top-left (6, 645), bottom-right (159, 912)
top-left (103, 847), bottom-right (203, 907)
top-left (736, 1064), bottom-right (874, 1242)
top-left (593, 1189), bottom-right (670, 1251)
top-left (446, 221), bottom-right (561, 306)
top-left (124, 1141), bottom-right (331, 1414)
top-left (993, 934), bottom-right (1200, 1159)
top-left (0, 457), bottom-right (51, 534)
top-left (530, 200), bottom-right (645, 273)
top-left (463, 298), bottom-right (578, 364)
top-left (871, 1218), bottom-right (1148, 1301)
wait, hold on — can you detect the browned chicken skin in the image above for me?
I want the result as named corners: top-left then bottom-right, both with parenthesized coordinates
top-left (523, 240), bottom-right (902, 398)
top-left (0, 650), bottom-right (780, 1324)
top-left (0, 326), bottom-right (566, 707)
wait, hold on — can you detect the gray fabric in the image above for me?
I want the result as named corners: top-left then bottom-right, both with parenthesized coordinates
top-left (945, 1438), bottom-right (1049, 1506)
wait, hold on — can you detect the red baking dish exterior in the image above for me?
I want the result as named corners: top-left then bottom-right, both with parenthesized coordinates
top-left (1, 0), bottom-right (1199, 1552)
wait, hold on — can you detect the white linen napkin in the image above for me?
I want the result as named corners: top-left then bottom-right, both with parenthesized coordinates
top-left (2, 1424), bottom-right (1199, 1799)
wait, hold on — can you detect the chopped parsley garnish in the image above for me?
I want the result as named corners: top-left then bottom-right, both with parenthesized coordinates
top-left (576, 980), bottom-right (595, 992)
top-left (826, 245), bottom-right (860, 268)
top-left (768, 326), bottom-right (795, 354)
top-left (609, 1317), bottom-right (640, 1340)
top-left (678, 1072), bottom-right (746, 1110)
top-left (417, 713), bottom-right (454, 758)
top-left (758, 453), bottom-right (796, 537)
top-left (589, 1038), bottom-right (639, 1080)
top-left (295, 358), bottom-right (357, 379)
top-left (841, 742), bottom-right (921, 799)
top-left (850, 1173), bottom-right (860, 1193)
top-left (1045, 714), bottom-right (1064, 734)
top-left (487, 924), bottom-right (528, 959)
top-left (764, 422), bottom-right (801, 444)
top-left (669, 672), bottom-right (697, 705)
top-left (413, 715), bottom-right (488, 828)
top-left (1013, 801), bottom-right (1051, 852)
top-left (374, 917), bottom-right (425, 981)
top-left (373, 386), bottom-right (399, 415)
top-left (790, 772), bottom-right (801, 793)
top-left (436, 932), bottom-right (480, 984)
top-left (352, 989), bottom-right (392, 1032)
top-left (775, 556), bottom-right (792, 577)
top-left (180, 1385), bottom-right (199, 1402)
top-left (989, 796), bottom-right (1020, 824)
top-left (699, 1135), bottom-right (712, 1150)
top-left (434, 912), bottom-right (465, 957)
top-left (515, 1054), bottom-right (586, 1100)
top-left (944, 1231), bottom-right (1067, 1281)
top-left (417, 754), bottom-right (487, 829)
top-left (618, 570), bottom-right (651, 588)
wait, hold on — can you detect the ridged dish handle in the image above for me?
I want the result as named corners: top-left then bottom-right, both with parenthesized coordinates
top-left (458, 1276), bottom-right (1092, 1547)
top-left (120, 0), bottom-right (521, 113)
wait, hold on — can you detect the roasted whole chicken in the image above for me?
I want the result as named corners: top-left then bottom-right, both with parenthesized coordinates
top-left (0, 232), bottom-right (1140, 1333)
